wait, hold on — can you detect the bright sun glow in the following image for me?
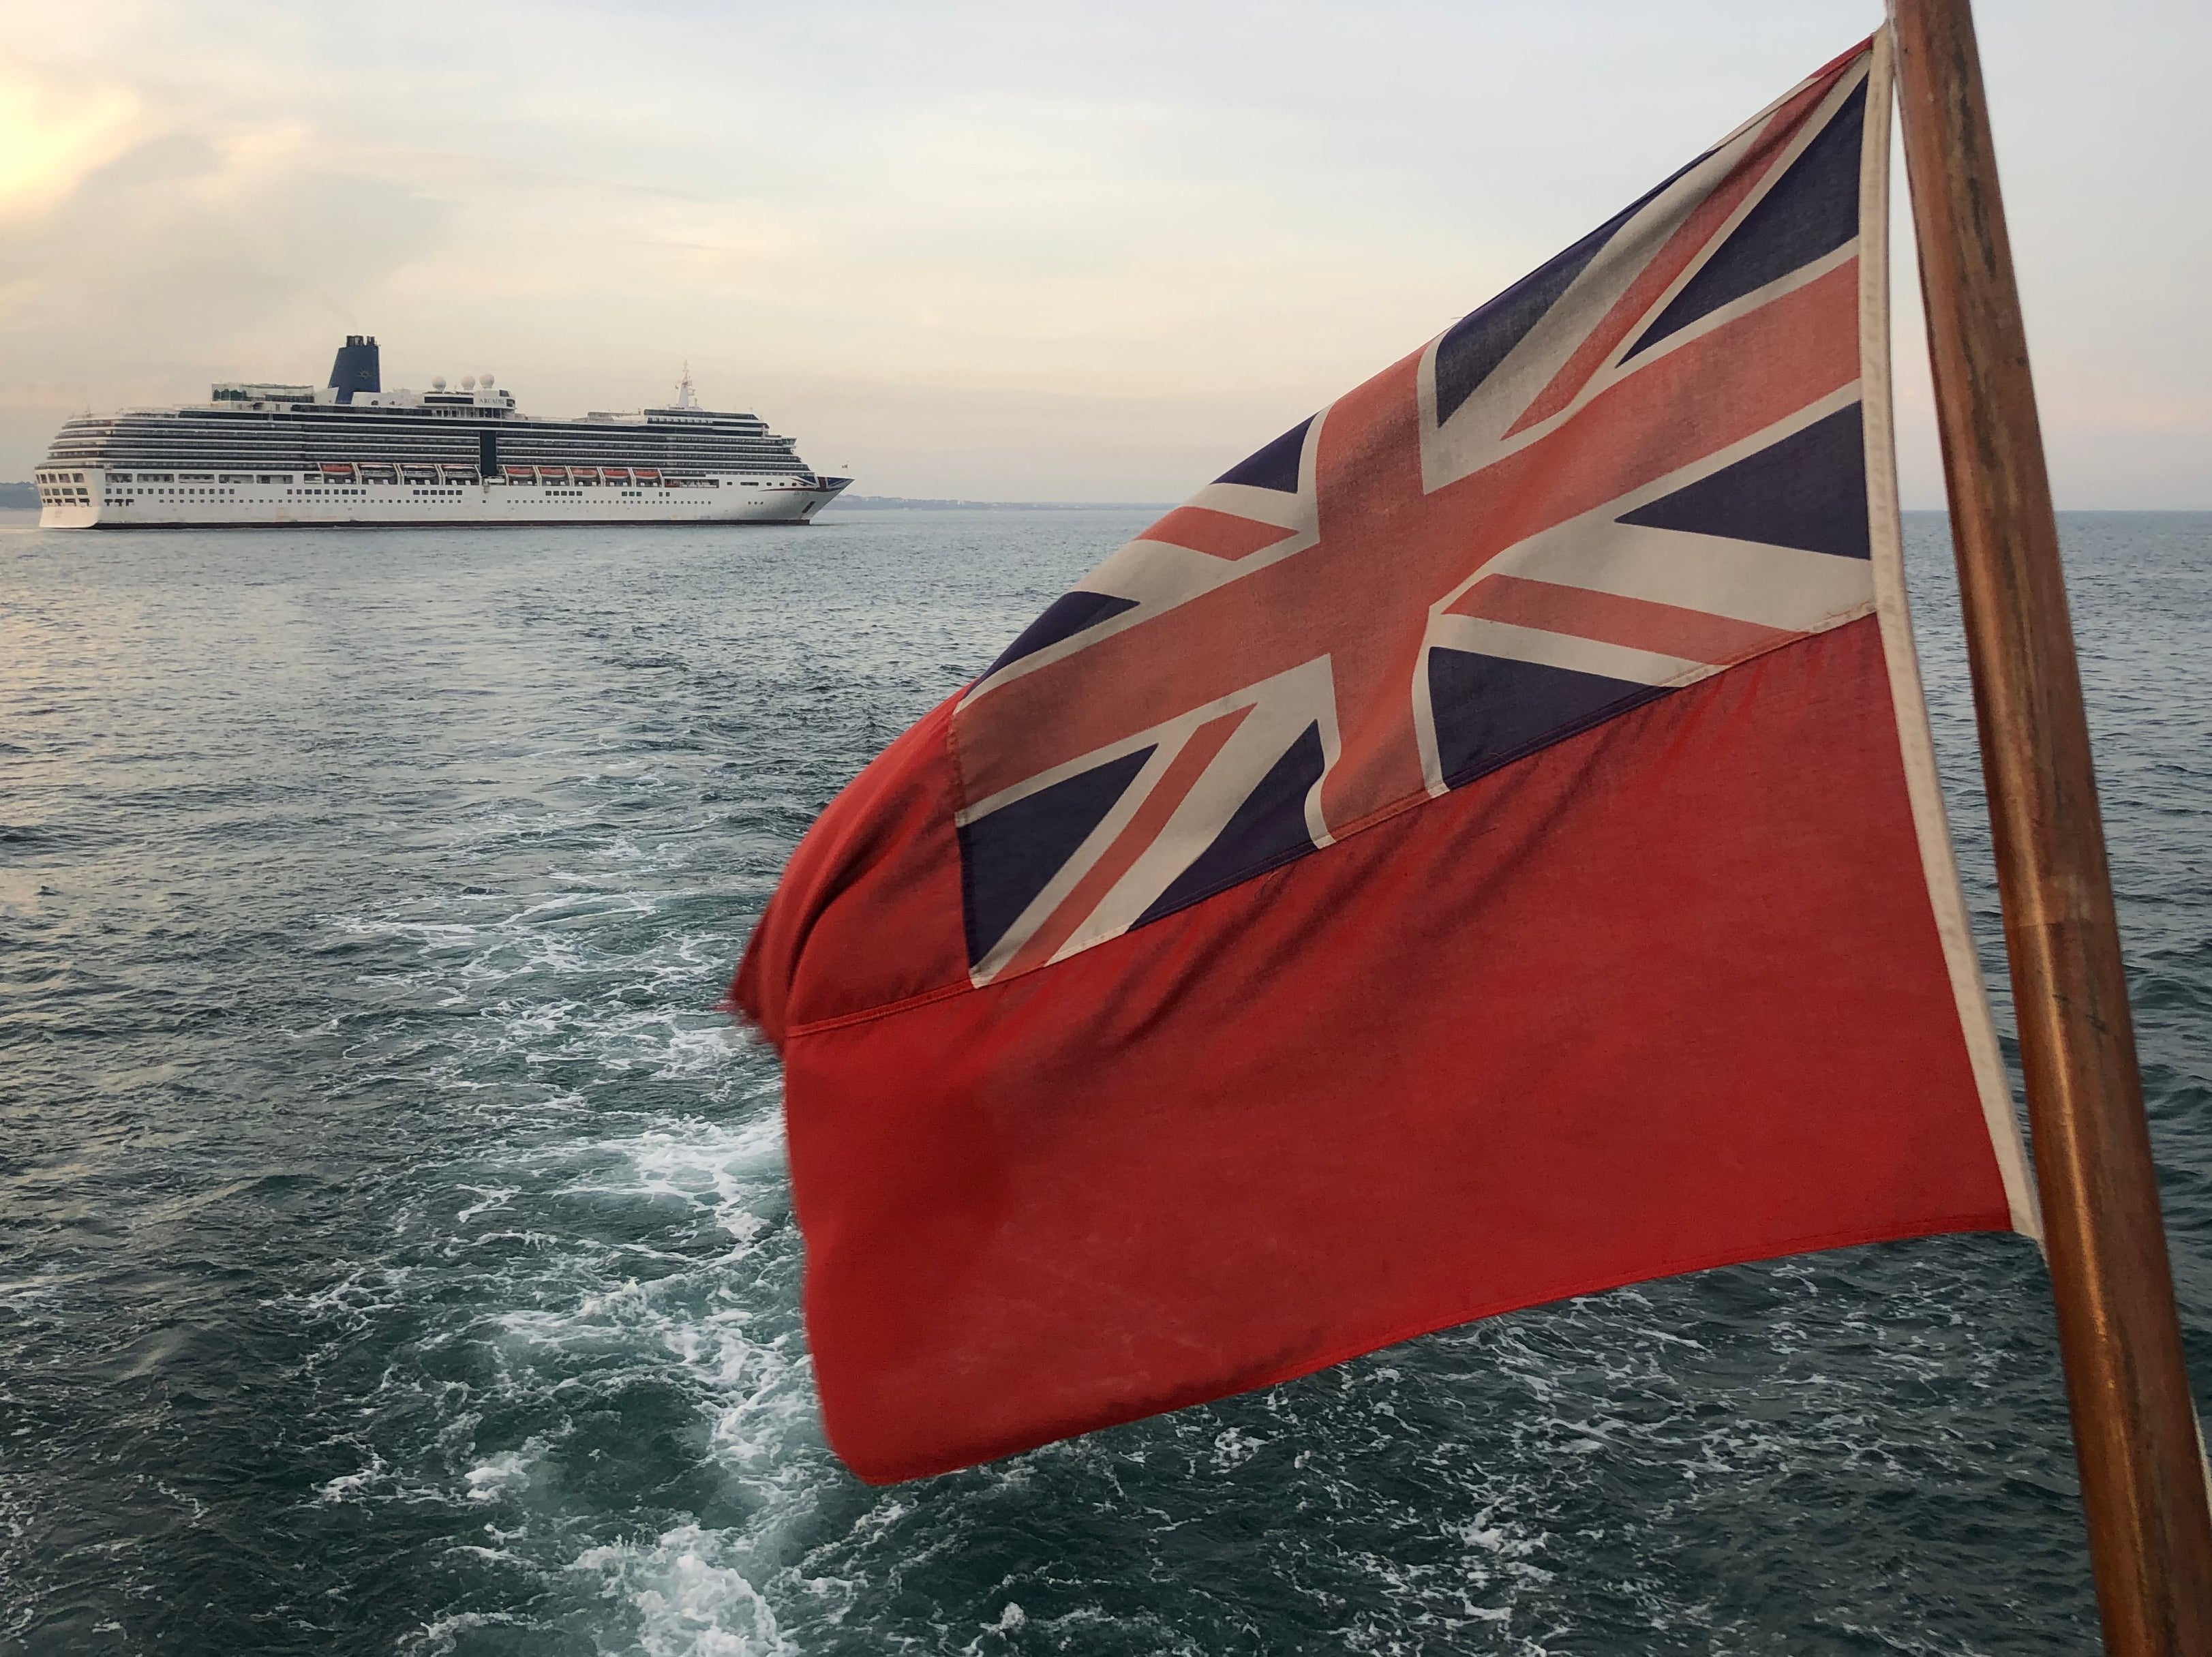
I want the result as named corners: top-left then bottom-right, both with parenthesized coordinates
top-left (0, 77), bottom-right (139, 219)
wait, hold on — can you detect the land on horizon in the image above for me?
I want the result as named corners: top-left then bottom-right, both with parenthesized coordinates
top-left (8, 487), bottom-right (2208, 517)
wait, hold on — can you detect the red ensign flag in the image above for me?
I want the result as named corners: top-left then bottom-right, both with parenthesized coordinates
top-left (734, 34), bottom-right (2037, 1485)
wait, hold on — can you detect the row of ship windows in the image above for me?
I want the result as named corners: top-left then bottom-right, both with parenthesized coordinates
top-left (90, 484), bottom-right (779, 501)
top-left (58, 464), bottom-right (778, 478)
top-left (72, 470), bottom-right (772, 483)
top-left (58, 445), bottom-right (796, 460)
top-left (61, 444), bottom-right (791, 457)
top-left (90, 434), bottom-right (476, 446)
top-left (97, 487), bottom-right (555, 500)
top-left (63, 429), bottom-right (786, 444)
top-left (97, 472), bottom-right (298, 484)
top-left (60, 436), bottom-right (796, 449)
top-left (54, 461), bottom-right (804, 478)
top-left (108, 489), bottom-right (737, 502)
top-left (55, 470), bottom-right (806, 483)
top-left (106, 488), bottom-right (252, 500)
top-left (47, 474), bottom-right (810, 503)
top-left (67, 427), bottom-right (787, 444)
top-left (98, 488), bottom-right (466, 500)
top-left (62, 463), bottom-right (802, 476)
top-left (110, 488), bottom-right (369, 499)
top-left (57, 487), bottom-right (817, 514)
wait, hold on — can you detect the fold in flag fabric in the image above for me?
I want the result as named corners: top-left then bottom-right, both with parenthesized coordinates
top-left (734, 31), bottom-right (2040, 1485)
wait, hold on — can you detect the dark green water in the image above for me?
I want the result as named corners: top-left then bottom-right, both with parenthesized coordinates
top-left (3, 508), bottom-right (2208, 1654)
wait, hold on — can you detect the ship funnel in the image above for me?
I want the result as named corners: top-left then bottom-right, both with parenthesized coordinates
top-left (328, 334), bottom-right (381, 401)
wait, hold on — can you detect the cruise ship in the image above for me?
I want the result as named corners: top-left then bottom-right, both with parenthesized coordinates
top-left (33, 336), bottom-right (851, 529)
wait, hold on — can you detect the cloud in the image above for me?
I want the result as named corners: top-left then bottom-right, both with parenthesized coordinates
top-left (0, 76), bottom-right (142, 220)
top-left (2, 0), bottom-right (2208, 503)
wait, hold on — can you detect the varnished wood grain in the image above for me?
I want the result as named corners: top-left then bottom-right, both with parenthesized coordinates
top-left (1890, 2), bottom-right (2212, 1650)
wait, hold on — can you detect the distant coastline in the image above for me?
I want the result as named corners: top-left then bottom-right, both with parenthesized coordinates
top-left (10, 483), bottom-right (2200, 517)
top-left (0, 485), bottom-right (1173, 515)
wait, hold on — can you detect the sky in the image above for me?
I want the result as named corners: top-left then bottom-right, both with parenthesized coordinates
top-left (3, 1), bottom-right (2206, 505)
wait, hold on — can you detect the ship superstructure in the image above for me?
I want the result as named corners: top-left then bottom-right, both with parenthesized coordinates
top-left (34, 337), bottom-right (851, 529)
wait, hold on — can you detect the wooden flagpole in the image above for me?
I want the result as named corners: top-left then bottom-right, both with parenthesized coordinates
top-left (1888, 1), bottom-right (2212, 1649)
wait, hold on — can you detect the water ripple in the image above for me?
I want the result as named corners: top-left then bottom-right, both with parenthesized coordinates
top-left (3, 511), bottom-right (2203, 1654)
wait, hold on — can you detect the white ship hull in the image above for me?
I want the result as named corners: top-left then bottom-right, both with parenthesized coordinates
top-left (37, 470), bottom-right (846, 530)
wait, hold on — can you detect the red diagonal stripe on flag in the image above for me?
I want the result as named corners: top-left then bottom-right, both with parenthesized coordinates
top-left (1504, 67), bottom-right (1853, 439)
top-left (996, 704), bottom-right (1253, 977)
top-left (1446, 573), bottom-right (1802, 665)
top-left (1138, 506), bottom-right (1298, 561)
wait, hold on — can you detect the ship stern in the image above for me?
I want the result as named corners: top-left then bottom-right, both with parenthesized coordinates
top-left (35, 468), bottom-right (105, 529)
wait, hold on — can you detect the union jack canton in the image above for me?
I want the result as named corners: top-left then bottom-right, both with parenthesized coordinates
top-left (950, 50), bottom-right (1879, 987)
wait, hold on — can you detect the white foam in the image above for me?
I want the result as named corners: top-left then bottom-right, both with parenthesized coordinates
top-left (299, 776), bottom-right (857, 1649)
top-left (572, 1523), bottom-right (797, 1657)
top-left (405, 1610), bottom-right (536, 1656)
top-left (466, 1447), bottom-right (538, 1504)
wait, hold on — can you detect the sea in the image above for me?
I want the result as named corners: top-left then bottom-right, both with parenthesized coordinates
top-left (3, 506), bottom-right (2207, 1656)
